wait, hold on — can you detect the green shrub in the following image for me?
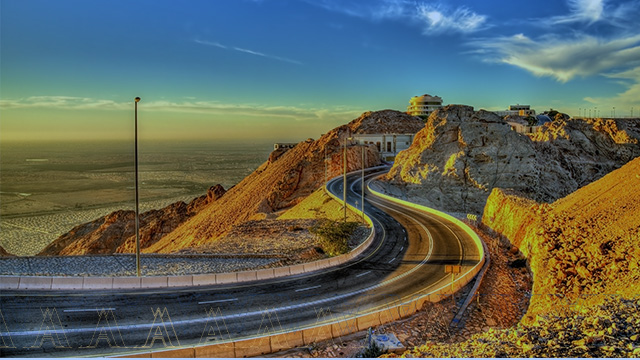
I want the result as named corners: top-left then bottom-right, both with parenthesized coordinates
top-left (309, 219), bottom-right (359, 256)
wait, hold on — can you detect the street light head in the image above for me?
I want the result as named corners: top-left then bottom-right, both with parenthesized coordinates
top-left (135, 97), bottom-right (141, 102)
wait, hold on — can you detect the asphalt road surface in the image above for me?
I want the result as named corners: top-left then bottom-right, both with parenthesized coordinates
top-left (0, 167), bottom-right (481, 357)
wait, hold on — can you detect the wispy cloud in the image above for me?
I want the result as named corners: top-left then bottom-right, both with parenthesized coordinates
top-left (0, 96), bottom-right (127, 110)
top-left (469, 33), bottom-right (640, 82)
top-left (232, 47), bottom-right (302, 65)
top-left (195, 39), bottom-right (302, 65)
top-left (306, 0), bottom-right (488, 35)
top-left (583, 66), bottom-right (640, 108)
top-left (416, 4), bottom-right (488, 35)
top-left (551, 0), bottom-right (604, 24)
top-left (0, 96), bottom-right (362, 122)
top-left (194, 39), bottom-right (226, 49)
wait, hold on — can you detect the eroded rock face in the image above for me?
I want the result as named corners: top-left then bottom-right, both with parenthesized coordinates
top-left (384, 105), bottom-right (640, 214)
top-left (38, 185), bottom-right (226, 255)
top-left (482, 157), bottom-right (640, 322)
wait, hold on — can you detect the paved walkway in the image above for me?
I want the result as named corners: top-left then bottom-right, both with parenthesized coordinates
top-left (0, 254), bottom-right (281, 277)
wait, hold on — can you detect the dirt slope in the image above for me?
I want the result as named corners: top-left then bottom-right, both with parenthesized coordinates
top-left (144, 110), bottom-right (421, 253)
top-left (483, 156), bottom-right (640, 320)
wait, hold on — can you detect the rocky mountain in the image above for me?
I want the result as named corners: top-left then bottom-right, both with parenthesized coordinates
top-left (383, 105), bottom-right (640, 215)
top-left (38, 185), bottom-right (226, 255)
top-left (483, 156), bottom-right (640, 321)
top-left (43, 110), bottom-right (420, 255)
top-left (389, 156), bottom-right (640, 359)
top-left (144, 110), bottom-right (422, 253)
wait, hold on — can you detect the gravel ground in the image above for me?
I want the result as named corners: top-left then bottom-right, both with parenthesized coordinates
top-left (0, 254), bottom-right (281, 276)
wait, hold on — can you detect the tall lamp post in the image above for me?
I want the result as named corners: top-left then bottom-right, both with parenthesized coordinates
top-left (361, 145), bottom-right (365, 224)
top-left (343, 135), bottom-right (353, 223)
top-left (134, 97), bottom-right (141, 277)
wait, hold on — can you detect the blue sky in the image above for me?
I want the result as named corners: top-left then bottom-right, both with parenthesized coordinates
top-left (1, 0), bottom-right (639, 142)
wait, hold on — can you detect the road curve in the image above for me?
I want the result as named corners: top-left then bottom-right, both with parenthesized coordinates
top-left (0, 168), bottom-right (481, 358)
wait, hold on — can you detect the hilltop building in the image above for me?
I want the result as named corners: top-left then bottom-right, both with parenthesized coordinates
top-left (273, 143), bottom-right (297, 150)
top-left (507, 114), bottom-right (552, 134)
top-left (494, 104), bottom-right (536, 117)
top-left (353, 133), bottom-right (416, 162)
top-left (407, 94), bottom-right (443, 118)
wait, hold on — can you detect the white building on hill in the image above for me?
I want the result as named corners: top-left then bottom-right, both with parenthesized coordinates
top-left (353, 133), bottom-right (415, 162)
top-left (407, 94), bottom-right (443, 117)
top-left (494, 104), bottom-right (536, 117)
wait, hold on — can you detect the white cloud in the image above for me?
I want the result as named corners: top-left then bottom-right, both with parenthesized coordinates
top-left (0, 96), bottom-right (127, 110)
top-left (470, 33), bottom-right (640, 82)
top-left (583, 66), bottom-right (640, 109)
top-left (416, 4), bottom-right (487, 34)
top-left (0, 96), bottom-right (362, 122)
top-left (551, 0), bottom-right (604, 24)
top-left (305, 0), bottom-right (488, 35)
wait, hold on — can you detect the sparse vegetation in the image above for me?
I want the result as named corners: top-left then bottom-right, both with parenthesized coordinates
top-left (309, 219), bottom-right (359, 256)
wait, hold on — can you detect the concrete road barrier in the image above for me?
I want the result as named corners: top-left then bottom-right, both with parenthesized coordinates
top-left (194, 342), bottom-right (235, 358)
top-left (191, 274), bottom-right (215, 286)
top-left (19, 277), bottom-right (52, 290)
top-left (302, 324), bottom-right (333, 345)
top-left (0, 276), bottom-right (20, 290)
top-left (168, 275), bottom-right (193, 287)
top-left (51, 277), bottom-right (84, 290)
top-left (112, 277), bottom-right (142, 289)
top-left (83, 277), bottom-right (113, 290)
top-left (234, 337), bottom-right (271, 357)
top-left (270, 330), bottom-right (304, 352)
top-left (141, 276), bottom-right (168, 288)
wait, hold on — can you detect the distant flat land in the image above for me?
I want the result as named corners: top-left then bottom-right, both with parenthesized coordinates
top-left (0, 140), bottom-right (271, 255)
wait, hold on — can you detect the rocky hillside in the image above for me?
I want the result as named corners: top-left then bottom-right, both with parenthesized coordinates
top-left (388, 155), bottom-right (640, 358)
top-left (483, 156), bottom-right (640, 321)
top-left (144, 110), bottom-right (422, 253)
top-left (38, 185), bottom-right (226, 255)
top-left (42, 110), bottom-right (421, 255)
top-left (383, 105), bottom-right (640, 214)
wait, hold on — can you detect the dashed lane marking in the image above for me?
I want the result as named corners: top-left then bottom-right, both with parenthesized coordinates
top-left (198, 298), bottom-right (238, 305)
top-left (295, 285), bottom-right (321, 292)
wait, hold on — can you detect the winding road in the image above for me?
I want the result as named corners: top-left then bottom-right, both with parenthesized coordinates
top-left (0, 167), bottom-right (481, 358)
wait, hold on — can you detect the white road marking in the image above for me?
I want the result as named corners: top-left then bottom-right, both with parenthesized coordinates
top-left (295, 285), bottom-right (321, 292)
top-left (400, 246), bottom-right (404, 251)
top-left (388, 257), bottom-right (396, 264)
top-left (198, 298), bottom-right (237, 305)
top-left (63, 308), bottom-right (115, 313)
top-left (356, 271), bottom-right (372, 278)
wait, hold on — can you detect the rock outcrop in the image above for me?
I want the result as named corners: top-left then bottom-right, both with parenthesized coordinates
top-left (383, 105), bottom-right (640, 214)
top-left (38, 185), bottom-right (226, 255)
top-left (43, 110), bottom-right (419, 255)
top-left (390, 156), bottom-right (640, 359)
top-left (144, 110), bottom-right (418, 253)
top-left (483, 156), bottom-right (640, 321)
